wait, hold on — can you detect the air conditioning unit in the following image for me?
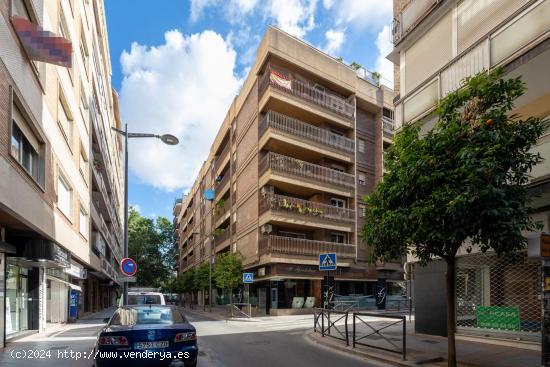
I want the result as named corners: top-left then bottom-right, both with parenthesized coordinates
top-left (261, 224), bottom-right (272, 234)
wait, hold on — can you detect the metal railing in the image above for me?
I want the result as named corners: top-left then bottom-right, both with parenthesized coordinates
top-left (353, 313), bottom-right (406, 360)
top-left (382, 116), bottom-right (394, 139)
top-left (259, 152), bottom-right (355, 189)
top-left (258, 67), bottom-right (354, 120)
top-left (215, 142), bottom-right (230, 172)
top-left (214, 199), bottom-right (230, 223)
top-left (215, 173), bottom-right (230, 197)
top-left (214, 229), bottom-right (230, 246)
top-left (392, 0), bottom-right (441, 44)
top-left (259, 111), bottom-right (355, 153)
top-left (259, 193), bottom-right (355, 223)
top-left (258, 236), bottom-right (356, 259)
top-left (314, 308), bottom-right (349, 345)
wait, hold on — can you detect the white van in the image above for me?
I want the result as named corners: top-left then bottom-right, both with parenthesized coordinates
top-left (119, 291), bottom-right (166, 306)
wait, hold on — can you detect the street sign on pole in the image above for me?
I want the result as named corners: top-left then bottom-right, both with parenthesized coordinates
top-left (121, 258), bottom-right (137, 276)
top-left (243, 273), bottom-right (254, 284)
top-left (118, 276), bottom-right (137, 283)
top-left (319, 253), bottom-right (337, 271)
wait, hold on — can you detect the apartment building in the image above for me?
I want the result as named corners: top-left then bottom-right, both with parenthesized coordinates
top-left (389, 0), bottom-right (550, 342)
top-left (173, 26), bottom-right (399, 315)
top-left (0, 0), bottom-right (122, 346)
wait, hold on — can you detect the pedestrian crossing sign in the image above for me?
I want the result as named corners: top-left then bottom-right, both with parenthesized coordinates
top-left (243, 272), bottom-right (254, 284)
top-left (319, 253), bottom-right (337, 271)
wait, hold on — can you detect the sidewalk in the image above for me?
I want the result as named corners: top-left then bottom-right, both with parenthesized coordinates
top-left (308, 317), bottom-right (539, 367)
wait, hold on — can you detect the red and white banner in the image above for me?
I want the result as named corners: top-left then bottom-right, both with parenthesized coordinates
top-left (270, 70), bottom-right (292, 90)
top-left (11, 16), bottom-right (72, 68)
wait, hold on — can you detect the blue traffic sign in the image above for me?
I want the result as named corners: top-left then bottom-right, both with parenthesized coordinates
top-left (121, 258), bottom-right (137, 276)
top-left (243, 272), bottom-right (254, 284)
top-left (319, 253), bottom-right (337, 271)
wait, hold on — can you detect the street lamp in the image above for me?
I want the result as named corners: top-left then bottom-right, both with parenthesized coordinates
top-left (112, 124), bottom-right (179, 305)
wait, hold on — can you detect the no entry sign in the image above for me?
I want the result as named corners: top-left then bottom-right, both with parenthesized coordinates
top-left (120, 257), bottom-right (137, 276)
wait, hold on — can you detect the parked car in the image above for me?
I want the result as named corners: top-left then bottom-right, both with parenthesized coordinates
top-left (94, 305), bottom-right (198, 367)
top-left (119, 291), bottom-right (166, 306)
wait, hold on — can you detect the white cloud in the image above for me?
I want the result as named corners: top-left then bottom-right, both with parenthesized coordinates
top-left (322, 29), bottom-right (345, 55)
top-left (119, 30), bottom-right (240, 191)
top-left (374, 25), bottom-right (394, 88)
top-left (332, 0), bottom-right (393, 30)
top-left (191, 0), bottom-right (258, 23)
top-left (266, 0), bottom-right (318, 38)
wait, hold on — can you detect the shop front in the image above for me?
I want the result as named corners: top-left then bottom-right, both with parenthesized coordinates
top-left (251, 263), bottom-right (403, 315)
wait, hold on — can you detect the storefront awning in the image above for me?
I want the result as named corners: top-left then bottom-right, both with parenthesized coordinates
top-left (46, 275), bottom-right (82, 292)
top-left (22, 239), bottom-right (71, 268)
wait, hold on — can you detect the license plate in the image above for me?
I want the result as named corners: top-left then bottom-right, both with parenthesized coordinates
top-left (135, 341), bottom-right (169, 349)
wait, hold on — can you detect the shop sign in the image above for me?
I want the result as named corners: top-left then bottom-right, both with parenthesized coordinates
top-left (476, 306), bottom-right (520, 331)
top-left (52, 244), bottom-right (70, 268)
top-left (64, 263), bottom-right (87, 279)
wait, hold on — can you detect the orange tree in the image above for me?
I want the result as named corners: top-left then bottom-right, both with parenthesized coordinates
top-left (361, 69), bottom-right (548, 367)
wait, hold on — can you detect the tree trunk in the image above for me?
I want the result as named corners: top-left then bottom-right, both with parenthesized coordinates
top-left (446, 259), bottom-right (457, 367)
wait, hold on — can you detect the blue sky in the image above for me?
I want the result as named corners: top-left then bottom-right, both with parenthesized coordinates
top-left (104, 0), bottom-right (393, 220)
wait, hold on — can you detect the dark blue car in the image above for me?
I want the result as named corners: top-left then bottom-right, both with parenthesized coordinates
top-left (93, 305), bottom-right (198, 367)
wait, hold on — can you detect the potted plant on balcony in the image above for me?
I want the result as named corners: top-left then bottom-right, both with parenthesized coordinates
top-left (215, 198), bottom-right (226, 215)
top-left (212, 228), bottom-right (226, 238)
top-left (371, 71), bottom-right (381, 86)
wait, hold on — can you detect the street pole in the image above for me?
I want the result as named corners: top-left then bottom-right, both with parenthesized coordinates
top-left (543, 259), bottom-right (550, 367)
top-left (209, 237), bottom-right (212, 313)
top-left (123, 123), bottom-right (129, 306)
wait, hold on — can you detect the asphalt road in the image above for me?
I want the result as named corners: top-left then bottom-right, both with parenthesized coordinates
top-left (186, 312), bottom-right (386, 367)
top-left (0, 309), bottom-right (386, 367)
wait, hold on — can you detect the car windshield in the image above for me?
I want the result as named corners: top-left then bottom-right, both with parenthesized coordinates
top-left (128, 294), bottom-right (162, 305)
top-left (110, 307), bottom-right (186, 326)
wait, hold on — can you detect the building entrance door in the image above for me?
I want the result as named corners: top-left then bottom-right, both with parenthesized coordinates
top-left (271, 287), bottom-right (278, 309)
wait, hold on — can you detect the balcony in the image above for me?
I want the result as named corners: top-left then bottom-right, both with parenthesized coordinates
top-left (259, 152), bottom-right (355, 196)
top-left (213, 198), bottom-right (230, 225)
top-left (215, 172), bottom-right (230, 200)
top-left (382, 116), bottom-right (394, 139)
top-left (259, 235), bottom-right (356, 259)
top-left (392, 0), bottom-right (440, 44)
top-left (259, 110), bottom-right (355, 160)
top-left (214, 142), bottom-right (231, 174)
top-left (259, 193), bottom-right (355, 231)
top-left (214, 228), bottom-right (230, 248)
top-left (258, 66), bottom-right (354, 121)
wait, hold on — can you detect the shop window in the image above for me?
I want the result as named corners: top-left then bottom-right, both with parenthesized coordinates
top-left (58, 175), bottom-right (72, 219)
top-left (11, 103), bottom-right (45, 187)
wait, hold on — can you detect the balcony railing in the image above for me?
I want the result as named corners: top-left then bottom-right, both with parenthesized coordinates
top-left (392, 0), bottom-right (441, 44)
top-left (259, 235), bottom-right (356, 259)
top-left (382, 116), bottom-right (394, 139)
top-left (259, 152), bottom-right (355, 189)
top-left (215, 142), bottom-right (230, 173)
top-left (259, 111), bottom-right (355, 154)
top-left (214, 198), bottom-right (230, 223)
top-left (258, 67), bottom-right (354, 120)
top-left (259, 193), bottom-right (355, 223)
top-left (214, 229), bottom-right (230, 247)
top-left (215, 172), bottom-right (230, 197)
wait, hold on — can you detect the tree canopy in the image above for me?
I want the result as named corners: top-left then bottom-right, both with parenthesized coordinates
top-left (362, 69), bottom-right (547, 265)
top-left (128, 207), bottom-right (175, 288)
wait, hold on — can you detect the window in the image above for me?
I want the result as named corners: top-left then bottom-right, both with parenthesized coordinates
top-left (11, 103), bottom-right (44, 186)
top-left (358, 173), bottom-right (366, 185)
top-left (331, 233), bottom-right (346, 244)
top-left (79, 207), bottom-right (88, 237)
top-left (80, 28), bottom-right (89, 74)
top-left (279, 231), bottom-right (306, 239)
top-left (58, 88), bottom-right (73, 145)
top-left (331, 198), bottom-right (346, 208)
top-left (358, 139), bottom-right (365, 153)
top-left (79, 143), bottom-right (88, 180)
top-left (12, 0), bottom-right (32, 20)
top-left (330, 163), bottom-right (345, 172)
top-left (359, 204), bottom-right (367, 218)
top-left (59, 8), bottom-right (70, 40)
top-left (57, 175), bottom-right (72, 219)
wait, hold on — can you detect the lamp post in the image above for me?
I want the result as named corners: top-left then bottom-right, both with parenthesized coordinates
top-left (112, 124), bottom-right (179, 305)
